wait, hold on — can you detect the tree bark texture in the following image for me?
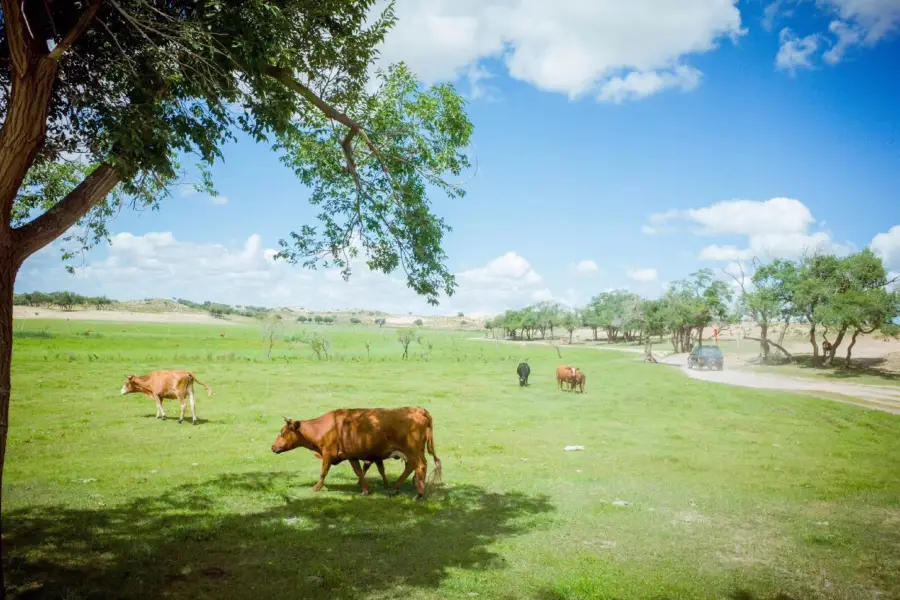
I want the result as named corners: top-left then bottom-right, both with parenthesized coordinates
top-left (0, 253), bottom-right (16, 598)
top-left (845, 329), bottom-right (860, 368)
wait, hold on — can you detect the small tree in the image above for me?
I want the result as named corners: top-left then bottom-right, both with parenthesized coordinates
top-left (560, 311), bottom-right (579, 344)
top-left (414, 318), bottom-right (424, 327)
top-left (260, 317), bottom-right (285, 359)
top-left (350, 317), bottom-right (361, 325)
top-left (375, 318), bottom-right (386, 327)
top-left (397, 327), bottom-right (416, 359)
top-left (313, 315), bottom-right (324, 324)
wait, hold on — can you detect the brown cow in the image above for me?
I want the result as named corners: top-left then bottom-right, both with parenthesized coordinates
top-left (556, 365), bottom-right (578, 391)
top-left (120, 370), bottom-right (212, 425)
top-left (572, 369), bottom-right (586, 393)
top-left (271, 406), bottom-right (442, 499)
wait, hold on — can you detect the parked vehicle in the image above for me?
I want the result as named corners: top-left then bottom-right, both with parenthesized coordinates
top-left (687, 345), bottom-right (724, 371)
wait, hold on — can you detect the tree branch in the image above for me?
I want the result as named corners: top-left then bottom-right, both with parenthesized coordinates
top-left (266, 65), bottom-right (403, 207)
top-left (47, 0), bottom-right (102, 61)
top-left (11, 163), bottom-right (120, 266)
top-left (2, 0), bottom-right (30, 76)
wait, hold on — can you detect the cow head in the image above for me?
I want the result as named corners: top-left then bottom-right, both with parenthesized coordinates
top-left (120, 375), bottom-right (138, 395)
top-left (271, 417), bottom-right (305, 454)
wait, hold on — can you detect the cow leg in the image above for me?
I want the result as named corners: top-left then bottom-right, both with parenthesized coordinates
top-left (413, 456), bottom-right (428, 500)
top-left (375, 460), bottom-right (389, 488)
top-left (189, 387), bottom-right (198, 425)
top-left (312, 457), bottom-right (332, 492)
top-left (349, 459), bottom-right (371, 496)
top-left (389, 461), bottom-right (417, 496)
top-left (178, 396), bottom-right (186, 424)
top-left (154, 395), bottom-right (165, 420)
top-left (362, 460), bottom-right (389, 488)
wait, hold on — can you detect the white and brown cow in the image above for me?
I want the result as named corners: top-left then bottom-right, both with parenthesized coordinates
top-left (120, 370), bottom-right (212, 424)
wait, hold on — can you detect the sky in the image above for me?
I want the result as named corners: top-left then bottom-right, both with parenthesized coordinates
top-left (16, 0), bottom-right (900, 318)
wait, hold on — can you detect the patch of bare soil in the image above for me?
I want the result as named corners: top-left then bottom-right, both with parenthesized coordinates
top-left (13, 306), bottom-right (235, 325)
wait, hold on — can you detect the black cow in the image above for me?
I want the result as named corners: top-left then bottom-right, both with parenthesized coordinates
top-left (517, 362), bottom-right (531, 387)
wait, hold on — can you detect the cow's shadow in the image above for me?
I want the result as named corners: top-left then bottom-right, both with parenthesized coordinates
top-left (3, 472), bottom-right (553, 599)
top-left (139, 414), bottom-right (211, 425)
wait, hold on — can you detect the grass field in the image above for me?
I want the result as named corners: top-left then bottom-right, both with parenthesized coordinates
top-left (4, 319), bottom-right (900, 599)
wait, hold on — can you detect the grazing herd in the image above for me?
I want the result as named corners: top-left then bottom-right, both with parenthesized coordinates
top-left (553, 364), bottom-right (586, 393)
top-left (117, 359), bottom-right (583, 500)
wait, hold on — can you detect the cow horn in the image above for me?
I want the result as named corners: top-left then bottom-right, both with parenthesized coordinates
top-left (283, 416), bottom-right (291, 424)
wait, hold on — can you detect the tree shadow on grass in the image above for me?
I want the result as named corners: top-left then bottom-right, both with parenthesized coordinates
top-left (3, 472), bottom-right (553, 600)
top-left (761, 353), bottom-right (900, 384)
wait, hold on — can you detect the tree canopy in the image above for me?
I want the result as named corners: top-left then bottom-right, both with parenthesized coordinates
top-left (2, 0), bottom-right (474, 303)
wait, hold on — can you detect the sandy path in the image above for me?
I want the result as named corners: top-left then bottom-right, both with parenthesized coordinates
top-left (469, 337), bottom-right (900, 413)
top-left (14, 306), bottom-right (236, 325)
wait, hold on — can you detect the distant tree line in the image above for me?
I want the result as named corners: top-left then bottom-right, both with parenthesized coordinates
top-left (296, 315), bottom-right (337, 324)
top-left (172, 298), bottom-right (272, 319)
top-left (14, 291), bottom-right (113, 311)
top-left (486, 249), bottom-right (900, 367)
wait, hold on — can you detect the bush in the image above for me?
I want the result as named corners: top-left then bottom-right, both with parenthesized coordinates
top-left (414, 318), bottom-right (424, 327)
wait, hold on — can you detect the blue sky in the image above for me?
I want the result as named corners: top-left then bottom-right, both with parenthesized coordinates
top-left (17, 0), bottom-right (900, 317)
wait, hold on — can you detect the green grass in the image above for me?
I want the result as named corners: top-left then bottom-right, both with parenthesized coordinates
top-left (4, 319), bottom-right (900, 599)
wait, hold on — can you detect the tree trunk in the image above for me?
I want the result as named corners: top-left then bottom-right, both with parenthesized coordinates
top-left (823, 325), bottom-right (847, 367)
top-left (759, 322), bottom-right (770, 362)
top-left (697, 326), bottom-right (704, 347)
top-left (777, 318), bottom-right (789, 346)
top-left (808, 322), bottom-right (820, 364)
top-left (845, 329), bottom-right (860, 368)
top-left (743, 336), bottom-right (793, 360)
top-left (592, 327), bottom-right (598, 341)
top-left (0, 252), bottom-right (17, 598)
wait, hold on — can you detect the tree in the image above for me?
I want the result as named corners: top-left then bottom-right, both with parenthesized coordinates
top-left (414, 318), bottom-right (423, 327)
top-left (0, 0), bottom-right (475, 586)
top-left (397, 327), bottom-right (416, 359)
top-left (793, 252), bottom-right (843, 364)
top-left (560, 311), bottom-right (579, 343)
top-left (349, 317), bottom-right (361, 324)
top-left (727, 259), bottom-right (794, 362)
top-left (375, 318), bottom-right (386, 327)
top-left (815, 249), bottom-right (897, 366)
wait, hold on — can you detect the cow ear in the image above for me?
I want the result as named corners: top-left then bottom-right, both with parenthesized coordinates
top-left (292, 420), bottom-right (301, 431)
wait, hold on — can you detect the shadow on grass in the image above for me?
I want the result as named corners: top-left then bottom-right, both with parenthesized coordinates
top-left (760, 353), bottom-right (900, 384)
top-left (3, 472), bottom-right (553, 600)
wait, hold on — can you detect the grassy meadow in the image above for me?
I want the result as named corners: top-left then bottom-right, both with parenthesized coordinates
top-left (4, 319), bottom-right (900, 599)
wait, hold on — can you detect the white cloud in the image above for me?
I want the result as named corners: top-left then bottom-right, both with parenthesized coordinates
top-left (457, 251), bottom-right (542, 285)
top-left (768, 0), bottom-right (900, 68)
top-left (641, 225), bottom-right (660, 235)
top-left (646, 197), bottom-right (854, 261)
top-left (762, 1), bottom-right (787, 31)
top-left (371, 0), bottom-right (744, 102)
top-left (699, 244), bottom-right (755, 261)
top-left (822, 0), bottom-right (900, 45)
top-left (871, 224), bottom-right (900, 271)
top-left (597, 65), bottom-right (702, 103)
top-left (179, 186), bottom-right (198, 197)
top-left (531, 288), bottom-right (554, 302)
top-left (212, 195), bottom-right (230, 206)
top-left (626, 267), bottom-right (659, 283)
top-left (823, 20), bottom-right (864, 63)
top-left (776, 28), bottom-right (820, 74)
top-left (19, 236), bottom-right (557, 317)
top-left (572, 259), bottom-right (600, 274)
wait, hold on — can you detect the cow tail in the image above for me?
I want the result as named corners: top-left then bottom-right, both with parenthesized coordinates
top-left (425, 418), bottom-right (442, 489)
top-left (190, 373), bottom-right (213, 396)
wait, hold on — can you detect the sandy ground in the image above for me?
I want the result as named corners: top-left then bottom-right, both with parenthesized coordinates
top-left (13, 306), bottom-right (235, 325)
